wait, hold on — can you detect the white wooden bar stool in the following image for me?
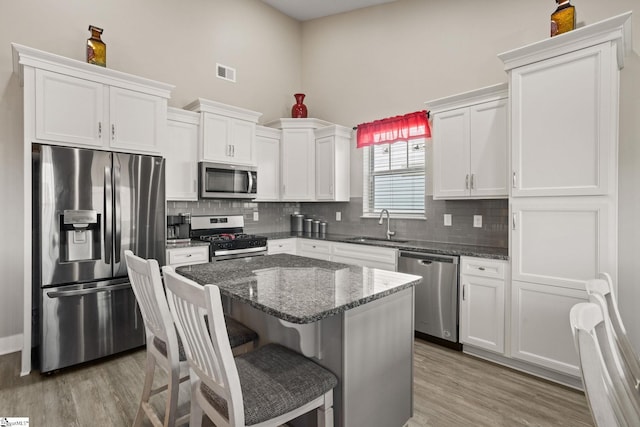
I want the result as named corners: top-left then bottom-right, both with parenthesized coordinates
top-left (162, 266), bottom-right (338, 427)
top-left (124, 251), bottom-right (258, 427)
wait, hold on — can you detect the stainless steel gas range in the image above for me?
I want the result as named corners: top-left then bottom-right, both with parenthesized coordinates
top-left (190, 215), bottom-right (267, 261)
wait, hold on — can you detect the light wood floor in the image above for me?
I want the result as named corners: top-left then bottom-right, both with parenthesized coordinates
top-left (0, 339), bottom-right (594, 426)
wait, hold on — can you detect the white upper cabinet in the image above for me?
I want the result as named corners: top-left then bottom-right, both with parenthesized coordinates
top-left (14, 44), bottom-right (173, 154)
top-left (281, 125), bottom-right (317, 201)
top-left (163, 108), bottom-right (199, 201)
top-left (266, 118), bottom-right (350, 202)
top-left (255, 125), bottom-right (281, 201)
top-left (109, 86), bottom-right (166, 153)
top-left (35, 70), bottom-right (105, 147)
top-left (427, 83), bottom-right (508, 199)
top-left (315, 125), bottom-right (351, 202)
top-left (499, 12), bottom-right (631, 198)
top-left (185, 98), bottom-right (262, 166)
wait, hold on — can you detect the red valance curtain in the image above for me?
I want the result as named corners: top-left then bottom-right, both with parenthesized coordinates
top-left (356, 110), bottom-right (431, 148)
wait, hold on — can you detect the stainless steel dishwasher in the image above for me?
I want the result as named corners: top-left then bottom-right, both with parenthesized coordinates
top-left (398, 251), bottom-right (460, 347)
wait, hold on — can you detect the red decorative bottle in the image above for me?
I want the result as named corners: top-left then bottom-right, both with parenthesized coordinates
top-left (291, 93), bottom-right (308, 118)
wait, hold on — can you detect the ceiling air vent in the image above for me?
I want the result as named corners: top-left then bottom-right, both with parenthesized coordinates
top-left (216, 63), bottom-right (236, 82)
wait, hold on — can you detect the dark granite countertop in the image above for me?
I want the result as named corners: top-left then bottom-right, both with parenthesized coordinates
top-left (262, 232), bottom-right (509, 260)
top-left (175, 254), bottom-right (422, 324)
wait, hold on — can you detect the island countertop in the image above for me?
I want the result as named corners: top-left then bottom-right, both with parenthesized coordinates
top-left (175, 254), bottom-right (422, 324)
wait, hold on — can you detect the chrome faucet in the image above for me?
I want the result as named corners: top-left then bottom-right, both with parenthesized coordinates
top-left (378, 209), bottom-right (396, 240)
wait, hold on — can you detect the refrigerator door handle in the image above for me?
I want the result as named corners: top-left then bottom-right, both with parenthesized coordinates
top-left (114, 165), bottom-right (122, 263)
top-left (104, 165), bottom-right (113, 265)
top-left (46, 283), bottom-right (131, 298)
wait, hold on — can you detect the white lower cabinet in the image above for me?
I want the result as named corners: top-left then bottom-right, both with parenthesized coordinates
top-left (297, 239), bottom-right (332, 261)
top-left (459, 257), bottom-right (507, 354)
top-left (267, 238), bottom-right (297, 255)
top-left (331, 242), bottom-right (397, 271)
top-left (165, 246), bottom-right (209, 268)
top-left (510, 280), bottom-right (587, 377)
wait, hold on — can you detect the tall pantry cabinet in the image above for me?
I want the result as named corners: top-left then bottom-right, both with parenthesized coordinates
top-left (498, 12), bottom-right (632, 379)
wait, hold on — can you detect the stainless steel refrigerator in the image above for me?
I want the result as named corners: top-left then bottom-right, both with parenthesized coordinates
top-left (32, 144), bottom-right (165, 373)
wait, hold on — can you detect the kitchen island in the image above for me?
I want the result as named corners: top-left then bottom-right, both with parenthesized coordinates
top-left (176, 254), bottom-right (422, 427)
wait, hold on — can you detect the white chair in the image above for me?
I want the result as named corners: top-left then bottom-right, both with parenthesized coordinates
top-left (125, 250), bottom-right (190, 427)
top-left (586, 274), bottom-right (640, 391)
top-left (162, 266), bottom-right (338, 427)
top-left (125, 250), bottom-right (259, 427)
top-left (570, 302), bottom-right (640, 426)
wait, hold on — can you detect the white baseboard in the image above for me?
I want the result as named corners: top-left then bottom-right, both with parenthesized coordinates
top-left (0, 333), bottom-right (23, 356)
top-left (463, 345), bottom-right (583, 390)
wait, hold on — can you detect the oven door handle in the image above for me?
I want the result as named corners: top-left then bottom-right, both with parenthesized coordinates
top-left (214, 247), bottom-right (267, 257)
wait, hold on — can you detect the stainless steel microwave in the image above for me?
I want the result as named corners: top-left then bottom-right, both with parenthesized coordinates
top-left (199, 162), bottom-right (257, 199)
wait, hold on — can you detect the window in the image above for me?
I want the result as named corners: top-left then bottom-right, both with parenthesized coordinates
top-left (357, 110), bottom-right (429, 218)
top-left (363, 138), bottom-right (426, 217)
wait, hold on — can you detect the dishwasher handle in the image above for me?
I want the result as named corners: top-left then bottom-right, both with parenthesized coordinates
top-left (399, 251), bottom-right (459, 264)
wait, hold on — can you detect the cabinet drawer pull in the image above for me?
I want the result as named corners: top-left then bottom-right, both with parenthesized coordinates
top-left (98, 122), bottom-right (102, 138)
top-left (111, 124), bottom-right (115, 140)
top-left (462, 284), bottom-right (466, 301)
top-left (465, 174), bottom-right (469, 189)
top-left (512, 171), bottom-right (517, 188)
top-left (478, 266), bottom-right (485, 271)
top-left (470, 174), bottom-right (475, 190)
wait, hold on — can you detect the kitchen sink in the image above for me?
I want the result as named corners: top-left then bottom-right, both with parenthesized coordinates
top-left (346, 236), bottom-right (409, 244)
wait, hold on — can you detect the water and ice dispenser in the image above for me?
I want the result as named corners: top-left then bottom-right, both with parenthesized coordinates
top-left (59, 209), bottom-right (101, 262)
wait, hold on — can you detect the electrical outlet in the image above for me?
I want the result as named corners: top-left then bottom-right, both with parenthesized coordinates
top-left (336, 211), bottom-right (342, 221)
top-left (253, 211), bottom-right (259, 221)
top-left (473, 215), bottom-right (482, 228)
top-left (444, 214), bottom-right (452, 226)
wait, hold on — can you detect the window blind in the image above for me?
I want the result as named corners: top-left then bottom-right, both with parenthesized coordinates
top-left (363, 138), bottom-right (426, 216)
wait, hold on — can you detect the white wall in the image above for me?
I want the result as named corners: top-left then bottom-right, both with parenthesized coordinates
top-left (0, 0), bottom-right (302, 352)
